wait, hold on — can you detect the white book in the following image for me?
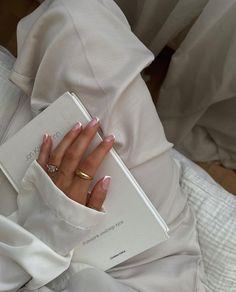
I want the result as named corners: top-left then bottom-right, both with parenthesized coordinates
top-left (0, 92), bottom-right (169, 271)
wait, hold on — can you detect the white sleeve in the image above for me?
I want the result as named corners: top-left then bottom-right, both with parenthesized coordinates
top-left (0, 160), bottom-right (106, 292)
top-left (17, 160), bottom-right (106, 256)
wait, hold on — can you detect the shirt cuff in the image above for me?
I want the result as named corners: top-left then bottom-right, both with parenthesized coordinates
top-left (17, 160), bottom-right (106, 256)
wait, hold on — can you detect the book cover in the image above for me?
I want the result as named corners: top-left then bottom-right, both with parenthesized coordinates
top-left (0, 92), bottom-right (169, 270)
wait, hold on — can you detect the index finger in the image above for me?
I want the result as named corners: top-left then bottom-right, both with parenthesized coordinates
top-left (37, 134), bottom-right (52, 169)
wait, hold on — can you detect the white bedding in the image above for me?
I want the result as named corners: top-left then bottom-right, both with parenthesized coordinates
top-left (172, 149), bottom-right (236, 292)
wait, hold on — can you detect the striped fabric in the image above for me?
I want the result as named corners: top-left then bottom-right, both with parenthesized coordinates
top-left (0, 46), bottom-right (22, 143)
top-left (173, 150), bottom-right (236, 292)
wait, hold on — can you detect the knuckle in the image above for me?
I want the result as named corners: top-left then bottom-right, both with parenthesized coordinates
top-left (79, 131), bottom-right (88, 141)
top-left (90, 195), bottom-right (105, 208)
top-left (83, 156), bottom-right (96, 170)
top-left (84, 126), bottom-right (97, 138)
top-left (49, 152), bottom-right (57, 162)
top-left (65, 148), bottom-right (77, 161)
top-left (100, 142), bottom-right (110, 154)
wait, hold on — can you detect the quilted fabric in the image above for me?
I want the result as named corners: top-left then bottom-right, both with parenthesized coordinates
top-left (173, 150), bottom-right (236, 292)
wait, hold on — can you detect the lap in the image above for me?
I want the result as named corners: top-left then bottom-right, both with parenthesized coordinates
top-left (9, 0), bottom-right (208, 291)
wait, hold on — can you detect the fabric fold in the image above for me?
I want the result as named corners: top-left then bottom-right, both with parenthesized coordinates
top-left (17, 160), bottom-right (106, 255)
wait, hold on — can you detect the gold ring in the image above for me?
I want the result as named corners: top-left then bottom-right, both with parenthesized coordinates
top-left (75, 169), bottom-right (93, 181)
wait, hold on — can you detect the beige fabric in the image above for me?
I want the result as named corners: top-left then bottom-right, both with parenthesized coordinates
top-left (157, 0), bottom-right (236, 169)
top-left (0, 0), bottom-right (209, 291)
top-left (114, 0), bottom-right (208, 55)
top-left (115, 0), bottom-right (236, 169)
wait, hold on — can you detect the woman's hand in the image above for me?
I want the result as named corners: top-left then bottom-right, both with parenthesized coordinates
top-left (37, 117), bottom-right (115, 211)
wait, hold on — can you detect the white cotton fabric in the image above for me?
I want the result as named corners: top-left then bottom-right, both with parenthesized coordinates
top-left (0, 1), bottom-right (210, 291)
top-left (157, 0), bottom-right (236, 169)
top-left (18, 160), bottom-right (106, 256)
top-left (172, 150), bottom-right (236, 292)
top-left (114, 0), bottom-right (208, 54)
top-left (115, 0), bottom-right (236, 169)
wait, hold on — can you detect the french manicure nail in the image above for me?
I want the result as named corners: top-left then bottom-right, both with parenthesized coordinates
top-left (87, 117), bottom-right (99, 128)
top-left (104, 134), bottom-right (115, 143)
top-left (102, 176), bottom-right (111, 191)
top-left (43, 133), bottom-right (49, 143)
top-left (72, 122), bottom-right (82, 132)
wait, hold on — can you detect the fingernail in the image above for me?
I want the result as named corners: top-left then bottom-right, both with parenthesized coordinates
top-left (87, 117), bottom-right (99, 128)
top-left (102, 176), bottom-right (111, 191)
top-left (43, 133), bottom-right (49, 143)
top-left (72, 122), bottom-right (82, 132)
top-left (103, 134), bottom-right (115, 143)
